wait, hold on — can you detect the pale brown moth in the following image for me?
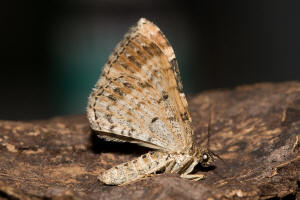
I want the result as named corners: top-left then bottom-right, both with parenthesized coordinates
top-left (87, 18), bottom-right (215, 185)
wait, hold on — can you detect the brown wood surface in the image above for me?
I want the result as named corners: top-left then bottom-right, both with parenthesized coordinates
top-left (0, 82), bottom-right (299, 200)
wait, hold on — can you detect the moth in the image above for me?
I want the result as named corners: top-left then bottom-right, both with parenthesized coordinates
top-left (87, 18), bottom-right (215, 185)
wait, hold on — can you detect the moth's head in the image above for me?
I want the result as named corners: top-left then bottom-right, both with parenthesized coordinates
top-left (193, 147), bottom-right (215, 167)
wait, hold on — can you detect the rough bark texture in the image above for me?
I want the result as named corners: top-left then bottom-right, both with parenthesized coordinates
top-left (0, 82), bottom-right (299, 200)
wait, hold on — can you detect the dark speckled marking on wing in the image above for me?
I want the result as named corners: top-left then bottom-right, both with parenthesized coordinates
top-left (87, 18), bottom-right (194, 152)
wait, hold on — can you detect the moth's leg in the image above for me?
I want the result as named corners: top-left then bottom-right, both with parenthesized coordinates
top-left (181, 159), bottom-right (198, 174)
top-left (180, 174), bottom-right (205, 181)
top-left (165, 159), bottom-right (176, 173)
top-left (170, 157), bottom-right (194, 174)
top-left (98, 151), bottom-right (172, 185)
top-left (180, 159), bottom-right (205, 181)
top-left (170, 158), bottom-right (205, 181)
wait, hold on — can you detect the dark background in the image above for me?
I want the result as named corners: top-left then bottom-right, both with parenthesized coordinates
top-left (1, 1), bottom-right (300, 120)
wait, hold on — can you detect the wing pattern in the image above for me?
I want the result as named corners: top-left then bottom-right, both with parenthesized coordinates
top-left (87, 18), bottom-right (193, 152)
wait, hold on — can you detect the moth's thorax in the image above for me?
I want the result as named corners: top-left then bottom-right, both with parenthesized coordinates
top-left (188, 145), bottom-right (214, 167)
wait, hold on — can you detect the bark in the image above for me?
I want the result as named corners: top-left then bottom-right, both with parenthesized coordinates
top-left (0, 82), bottom-right (299, 200)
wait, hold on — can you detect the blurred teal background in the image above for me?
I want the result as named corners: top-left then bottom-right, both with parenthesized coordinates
top-left (49, 15), bottom-right (196, 116)
top-left (2, 1), bottom-right (300, 120)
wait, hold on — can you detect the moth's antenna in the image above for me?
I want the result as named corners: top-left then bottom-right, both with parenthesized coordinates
top-left (207, 101), bottom-right (228, 167)
top-left (207, 102), bottom-right (212, 150)
top-left (210, 151), bottom-right (227, 166)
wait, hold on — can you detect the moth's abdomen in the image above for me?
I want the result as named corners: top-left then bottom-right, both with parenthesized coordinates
top-left (98, 151), bottom-right (172, 185)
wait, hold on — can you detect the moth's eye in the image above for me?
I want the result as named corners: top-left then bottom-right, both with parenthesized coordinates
top-left (203, 153), bottom-right (209, 162)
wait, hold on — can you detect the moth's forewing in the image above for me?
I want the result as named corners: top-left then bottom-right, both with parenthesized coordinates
top-left (87, 18), bottom-right (193, 152)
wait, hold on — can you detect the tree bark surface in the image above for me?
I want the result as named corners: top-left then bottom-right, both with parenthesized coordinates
top-left (0, 82), bottom-right (299, 200)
